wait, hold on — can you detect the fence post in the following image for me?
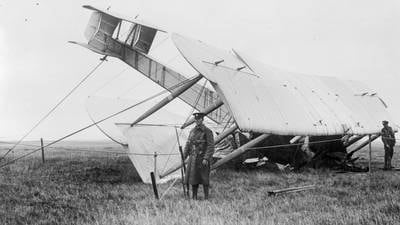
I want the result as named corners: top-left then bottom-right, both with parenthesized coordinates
top-left (368, 134), bottom-right (372, 174)
top-left (154, 152), bottom-right (158, 177)
top-left (40, 138), bottom-right (45, 163)
top-left (151, 152), bottom-right (159, 199)
top-left (150, 172), bottom-right (159, 199)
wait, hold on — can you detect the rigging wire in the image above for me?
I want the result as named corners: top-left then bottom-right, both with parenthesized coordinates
top-left (117, 79), bottom-right (147, 98)
top-left (221, 116), bottom-right (233, 133)
top-left (0, 60), bottom-right (106, 161)
top-left (1, 34), bottom-right (175, 159)
top-left (160, 79), bottom-right (208, 174)
top-left (245, 137), bottom-right (344, 151)
top-left (182, 79), bottom-right (208, 125)
top-left (0, 140), bottom-right (179, 156)
top-left (91, 66), bottom-right (130, 96)
top-left (85, 105), bottom-right (128, 146)
top-left (0, 136), bottom-right (372, 171)
top-left (0, 76), bottom-right (198, 168)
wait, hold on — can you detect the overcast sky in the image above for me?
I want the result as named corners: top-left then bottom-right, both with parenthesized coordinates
top-left (0, 0), bottom-right (399, 141)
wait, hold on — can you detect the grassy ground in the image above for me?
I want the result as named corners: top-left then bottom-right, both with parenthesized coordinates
top-left (0, 141), bottom-right (399, 225)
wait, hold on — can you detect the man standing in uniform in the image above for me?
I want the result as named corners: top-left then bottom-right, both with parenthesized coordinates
top-left (381, 120), bottom-right (395, 170)
top-left (183, 112), bottom-right (214, 200)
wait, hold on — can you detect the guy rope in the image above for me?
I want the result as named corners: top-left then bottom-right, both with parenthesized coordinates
top-left (0, 59), bottom-right (106, 161)
top-left (0, 76), bottom-right (199, 168)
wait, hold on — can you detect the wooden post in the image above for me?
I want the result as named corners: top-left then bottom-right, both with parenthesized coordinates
top-left (40, 138), bottom-right (45, 163)
top-left (150, 172), bottom-right (159, 199)
top-left (178, 146), bottom-right (189, 197)
top-left (154, 152), bottom-right (158, 178)
top-left (150, 151), bottom-right (159, 199)
top-left (369, 134), bottom-right (372, 174)
top-left (174, 127), bottom-right (188, 197)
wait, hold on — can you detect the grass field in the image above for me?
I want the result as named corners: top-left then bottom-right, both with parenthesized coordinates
top-left (0, 141), bottom-right (400, 225)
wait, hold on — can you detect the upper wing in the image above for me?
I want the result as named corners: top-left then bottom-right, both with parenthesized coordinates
top-left (172, 33), bottom-right (395, 136)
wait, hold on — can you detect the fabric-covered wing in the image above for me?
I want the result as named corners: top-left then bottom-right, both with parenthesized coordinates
top-left (117, 124), bottom-right (189, 184)
top-left (172, 33), bottom-right (394, 136)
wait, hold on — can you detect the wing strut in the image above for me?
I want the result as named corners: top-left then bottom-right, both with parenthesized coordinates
top-left (130, 74), bottom-right (203, 127)
top-left (344, 135), bottom-right (366, 147)
top-left (347, 134), bottom-right (381, 158)
top-left (214, 124), bottom-right (238, 145)
top-left (211, 134), bottom-right (271, 170)
top-left (181, 99), bottom-right (224, 129)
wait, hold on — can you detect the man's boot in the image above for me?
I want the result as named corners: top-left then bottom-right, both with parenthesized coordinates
top-left (192, 185), bottom-right (198, 200)
top-left (203, 185), bottom-right (209, 200)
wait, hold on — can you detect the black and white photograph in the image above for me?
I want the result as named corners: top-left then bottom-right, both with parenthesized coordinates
top-left (1, 0), bottom-right (399, 224)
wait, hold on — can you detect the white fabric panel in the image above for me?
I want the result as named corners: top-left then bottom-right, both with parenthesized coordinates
top-left (172, 33), bottom-right (395, 135)
top-left (83, 5), bottom-right (166, 32)
top-left (84, 12), bottom-right (101, 41)
top-left (117, 124), bottom-right (189, 184)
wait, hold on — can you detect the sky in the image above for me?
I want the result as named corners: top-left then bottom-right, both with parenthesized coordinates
top-left (0, 0), bottom-right (399, 141)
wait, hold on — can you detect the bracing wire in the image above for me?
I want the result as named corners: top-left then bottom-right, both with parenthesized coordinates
top-left (0, 60), bottom-right (106, 161)
top-left (0, 32), bottom-right (176, 161)
top-left (0, 76), bottom-right (198, 168)
top-left (91, 66), bottom-right (130, 96)
top-left (0, 141), bottom-right (178, 156)
top-left (0, 135), bottom-right (382, 170)
top-left (182, 79), bottom-right (208, 125)
top-left (160, 79), bottom-right (208, 174)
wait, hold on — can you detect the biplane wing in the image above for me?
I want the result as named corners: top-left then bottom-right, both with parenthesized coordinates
top-left (172, 33), bottom-right (395, 136)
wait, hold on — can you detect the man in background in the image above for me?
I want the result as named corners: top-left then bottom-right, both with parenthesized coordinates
top-left (381, 120), bottom-right (395, 170)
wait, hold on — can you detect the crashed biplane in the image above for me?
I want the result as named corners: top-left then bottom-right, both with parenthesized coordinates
top-left (71, 5), bottom-right (395, 183)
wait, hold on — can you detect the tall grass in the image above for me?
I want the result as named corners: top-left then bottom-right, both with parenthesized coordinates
top-left (0, 143), bottom-right (399, 225)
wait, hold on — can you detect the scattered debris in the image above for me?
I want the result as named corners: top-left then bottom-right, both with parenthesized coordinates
top-left (268, 185), bottom-right (316, 196)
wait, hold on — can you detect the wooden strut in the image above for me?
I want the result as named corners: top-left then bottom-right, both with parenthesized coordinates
top-left (347, 134), bottom-right (380, 158)
top-left (214, 124), bottom-right (238, 145)
top-left (344, 135), bottom-right (366, 147)
top-left (181, 99), bottom-right (224, 129)
top-left (289, 136), bottom-right (303, 144)
top-left (159, 124), bottom-right (239, 179)
top-left (211, 134), bottom-right (270, 170)
top-left (268, 185), bottom-right (316, 196)
top-left (130, 74), bottom-right (203, 127)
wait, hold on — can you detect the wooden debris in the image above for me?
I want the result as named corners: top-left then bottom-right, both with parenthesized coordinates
top-left (268, 185), bottom-right (316, 196)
